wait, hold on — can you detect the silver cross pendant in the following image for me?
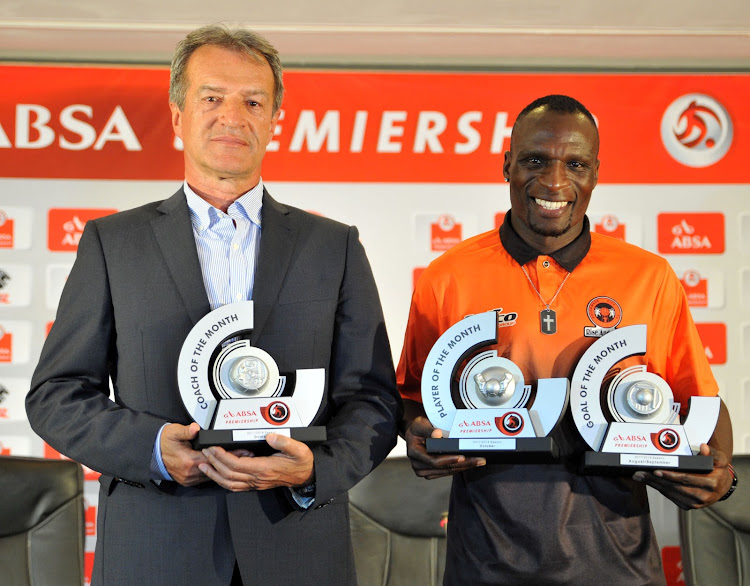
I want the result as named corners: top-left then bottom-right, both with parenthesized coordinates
top-left (540, 309), bottom-right (557, 335)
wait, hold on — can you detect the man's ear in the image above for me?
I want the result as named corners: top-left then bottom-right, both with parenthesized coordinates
top-left (169, 102), bottom-right (183, 140)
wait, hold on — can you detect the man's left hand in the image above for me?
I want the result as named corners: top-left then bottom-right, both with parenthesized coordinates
top-left (198, 433), bottom-right (314, 492)
top-left (633, 443), bottom-right (733, 509)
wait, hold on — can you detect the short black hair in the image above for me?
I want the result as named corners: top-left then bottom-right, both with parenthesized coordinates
top-left (510, 94), bottom-right (599, 151)
top-left (515, 94), bottom-right (596, 127)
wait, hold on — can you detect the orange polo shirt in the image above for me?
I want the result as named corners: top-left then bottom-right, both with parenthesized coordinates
top-left (397, 216), bottom-right (718, 415)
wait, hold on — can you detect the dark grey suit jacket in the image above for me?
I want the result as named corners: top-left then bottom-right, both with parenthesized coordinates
top-left (27, 188), bottom-right (401, 585)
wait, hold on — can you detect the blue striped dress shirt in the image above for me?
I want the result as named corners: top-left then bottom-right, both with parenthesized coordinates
top-left (184, 180), bottom-right (263, 310)
top-left (152, 180), bottom-right (263, 481)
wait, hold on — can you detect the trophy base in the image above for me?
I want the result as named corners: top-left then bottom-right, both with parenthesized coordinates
top-left (426, 436), bottom-right (559, 464)
top-left (581, 451), bottom-right (714, 475)
top-left (192, 426), bottom-right (327, 454)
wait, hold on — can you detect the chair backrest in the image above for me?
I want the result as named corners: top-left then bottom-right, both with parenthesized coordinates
top-left (0, 455), bottom-right (85, 586)
top-left (349, 457), bottom-right (452, 586)
top-left (679, 454), bottom-right (750, 586)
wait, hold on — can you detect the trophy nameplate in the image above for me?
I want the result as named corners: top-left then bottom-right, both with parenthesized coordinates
top-left (571, 324), bottom-right (718, 474)
top-left (422, 310), bottom-right (569, 463)
top-left (177, 301), bottom-right (326, 453)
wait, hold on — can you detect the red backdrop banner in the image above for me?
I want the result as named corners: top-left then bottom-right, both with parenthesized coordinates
top-left (0, 64), bottom-right (747, 183)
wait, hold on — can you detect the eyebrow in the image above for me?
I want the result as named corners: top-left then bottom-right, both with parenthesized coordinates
top-left (197, 84), bottom-right (270, 98)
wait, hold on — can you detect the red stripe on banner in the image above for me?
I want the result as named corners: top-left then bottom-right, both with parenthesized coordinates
top-left (0, 64), bottom-right (747, 183)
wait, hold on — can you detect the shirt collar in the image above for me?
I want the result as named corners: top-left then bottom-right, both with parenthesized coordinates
top-left (498, 210), bottom-right (591, 272)
top-left (184, 179), bottom-right (264, 232)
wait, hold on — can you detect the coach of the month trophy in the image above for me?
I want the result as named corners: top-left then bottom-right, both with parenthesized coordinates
top-left (177, 301), bottom-right (326, 453)
top-left (423, 309), bottom-right (569, 462)
top-left (571, 324), bottom-right (719, 474)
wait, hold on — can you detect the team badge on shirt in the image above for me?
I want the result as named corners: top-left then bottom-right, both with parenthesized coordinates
top-left (584, 296), bottom-right (622, 337)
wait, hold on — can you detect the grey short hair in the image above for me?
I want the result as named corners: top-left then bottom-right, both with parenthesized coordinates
top-left (169, 24), bottom-right (284, 113)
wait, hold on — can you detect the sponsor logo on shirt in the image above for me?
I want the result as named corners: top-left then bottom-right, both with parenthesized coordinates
top-left (495, 307), bottom-right (518, 328)
top-left (584, 296), bottom-right (622, 338)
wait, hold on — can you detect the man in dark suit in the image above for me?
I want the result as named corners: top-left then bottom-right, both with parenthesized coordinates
top-left (26, 24), bottom-right (401, 585)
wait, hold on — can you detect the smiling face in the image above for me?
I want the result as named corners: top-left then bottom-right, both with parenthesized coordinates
top-left (170, 44), bottom-right (280, 198)
top-left (503, 108), bottom-right (600, 253)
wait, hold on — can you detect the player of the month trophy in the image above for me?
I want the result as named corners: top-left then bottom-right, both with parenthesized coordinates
top-left (177, 301), bottom-right (326, 453)
top-left (422, 310), bottom-right (569, 462)
top-left (571, 324), bottom-right (719, 474)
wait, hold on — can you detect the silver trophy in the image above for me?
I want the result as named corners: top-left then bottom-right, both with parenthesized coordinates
top-left (177, 301), bottom-right (326, 452)
top-left (571, 324), bottom-right (718, 474)
top-left (422, 310), bottom-right (569, 462)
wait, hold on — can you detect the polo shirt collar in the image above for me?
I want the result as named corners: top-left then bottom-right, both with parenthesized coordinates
top-left (498, 210), bottom-right (591, 272)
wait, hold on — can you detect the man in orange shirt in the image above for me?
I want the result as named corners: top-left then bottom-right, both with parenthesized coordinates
top-left (397, 94), bottom-right (735, 584)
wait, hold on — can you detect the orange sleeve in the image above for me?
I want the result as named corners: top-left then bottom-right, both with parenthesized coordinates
top-left (649, 261), bottom-right (718, 411)
top-left (396, 270), bottom-right (443, 403)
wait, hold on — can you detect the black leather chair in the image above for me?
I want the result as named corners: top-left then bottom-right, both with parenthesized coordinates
top-left (349, 457), bottom-right (452, 586)
top-left (679, 454), bottom-right (749, 586)
top-left (0, 456), bottom-right (85, 585)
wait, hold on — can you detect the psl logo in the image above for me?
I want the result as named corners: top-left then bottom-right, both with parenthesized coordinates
top-left (660, 94), bottom-right (733, 168)
top-left (495, 411), bottom-right (524, 436)
top-left (651, 428), bottom-right (681, 453)
top-left (261, 401), bottom-right (291, 426)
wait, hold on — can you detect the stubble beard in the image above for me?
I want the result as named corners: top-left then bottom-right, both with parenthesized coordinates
top-left (526, 208), bottom-right (573, 239)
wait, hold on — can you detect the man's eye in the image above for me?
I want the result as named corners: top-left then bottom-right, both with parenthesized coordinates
top-left (568, 161), bottom-right (585, 169)
top-left (205, 96), bottom-right (218, 102)
top-left (247, 100), bottom-right (260, 107)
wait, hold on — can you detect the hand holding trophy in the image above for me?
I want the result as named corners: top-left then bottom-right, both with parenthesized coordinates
top-left (177, 301), bottom-right (326, 453)
top-left (422, 309), bottom-right (569, 462)
top-left (571, 324), bottom-right (718, 474)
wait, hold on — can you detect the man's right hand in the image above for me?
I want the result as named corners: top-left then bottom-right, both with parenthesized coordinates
top-left (405, 414), bottom-right (486, 480)
top-left (161, 422), bottom-right (211, 486)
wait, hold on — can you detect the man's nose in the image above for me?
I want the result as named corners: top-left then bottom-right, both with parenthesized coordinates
top-left (218, 98), bottom-right (246, 126)
top-left (538, 161), bottom-right (569, 190)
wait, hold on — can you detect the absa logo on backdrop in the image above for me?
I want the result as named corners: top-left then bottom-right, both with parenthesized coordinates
top-left (680, 269), bottom-right (708, 307)
top-left (48, 208), bottom-right (117, 251)
top-left (593, 214), bottom-right (626, 241)
top-left (431, 214), bottom-right (462, 252)
top-left (660, 94), bottom-right (733, 168)
top-left (657, 213), bottom-right (724, 254)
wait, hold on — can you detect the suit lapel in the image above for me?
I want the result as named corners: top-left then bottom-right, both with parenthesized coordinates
top-left (251, 189), bottom-right (297, 341)
top-left (151, 188), bottom-right (210, 325)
